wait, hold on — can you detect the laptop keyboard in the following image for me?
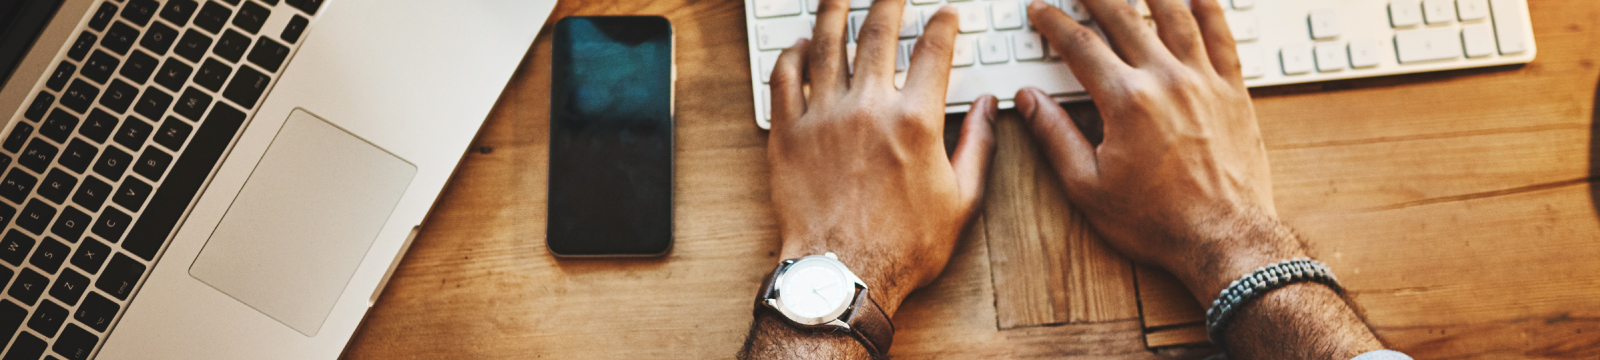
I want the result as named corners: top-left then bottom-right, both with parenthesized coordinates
top-left (3, 0), bottom-right (322, 358)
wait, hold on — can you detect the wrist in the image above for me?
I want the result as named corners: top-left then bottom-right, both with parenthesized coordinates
top-left (1165, 209), bottom-right (1308, 306)
top-left (777, 242), bottom-right (910, 318)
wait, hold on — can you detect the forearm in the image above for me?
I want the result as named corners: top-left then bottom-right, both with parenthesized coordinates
top-left (738, 312), bottom-right (873, 360)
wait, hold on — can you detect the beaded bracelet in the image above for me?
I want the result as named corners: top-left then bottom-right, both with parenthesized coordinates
top-left (1204, 257), bottom-right (1343, 347)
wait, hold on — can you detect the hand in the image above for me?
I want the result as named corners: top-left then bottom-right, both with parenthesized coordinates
top-left (766, 0), bottom-right (998, 316)
top-left (1018, 0), bottom-right (1304, 302)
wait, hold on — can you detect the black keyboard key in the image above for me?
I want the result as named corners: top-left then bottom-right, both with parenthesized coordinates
top-left (51, 206), bottom-right (91, 243)
top-left (17, 200), bottom-right (57, 235)
top-left (139, 21), bottom-right (179, 56)
top-left (28, 300), bottom-right (67, 337)
top-left (73, 177), bottom-right (112, 212)
top-left (283, 15), bottom-right (308, 44)
top-left (97, 254), bottom-right (145, 299)
top-left (30, 237), bottom-right (69, 274)
top-left (68, 32), bottom-right (96, 61)
top-left (80, 50), bottom-right (120, 84)
top-left (94, 147), bottom-right (133, 180)
top-left (287, 0), bottom-right (324, 15)
top-left (47, 62), bottom-right (75, 91)
top-left (213, 29), bottom-right (251, 62)
top-left (114, 118), bottom-right (154, 151)
top-left (79, 109), bottom-right (120, 144)
top-left (121, 0), bottom-right (160, 26)
top-left (89, 2), bottom-right (119, 31)
top-left (232, 1), bottom-right (270, 34)
top-left (61, 80), bottom-right (100, 113)
top-left (133, 147), bottom-right (173, 181)
top-left (41, 109), bottom-right (81, 143)
top-left (153, 117), bottom-right (192, 151)
top-left (194, 1), bottom-right (232, 34)
top-left (4, 122), bottom-right (33, 152)
top-left (0, 231), bottom-right (35, 265)
top-left (125, 105), bottom-right (245, 260)
top-left (37, 170), bottom-right (77, 204)
top-left (262, 0), bottom-right (281, 5)
top-left (3, 332), bottom-right (46, 360)
top-left (121, 50), bottom-right (160, 84)
top-left (0, 204), bottom-right (13, 230)
top-left (114, 177), bottom-right (152, 211)
top-left (223, 66), bottom-right (269, 108)
top-left (0, 169), bottom-right (36, 204)
top-left (59, 139), bottom-right (99, 174)
top-left (133, 86), bottom-right (172, 121)
top-left (100, 79), bottom-right (140, 114)
top-left (0, 300), bottom-right (24, 340)
top-left (0, 266), bottom-right (10, 288)
top-left (74, 292), bottom-right (118, 332)
top-left (153, 58), bottom-right (193, 92)
top-left (101, 21), bottom-right (140, 55)
top-left (194, 58), bottom-right (232, 91)
top-left (50, 268), bottom-right (90, 306)
top-left (8, 269), bottom-right (47, 305)
top-left (248, 36), bottom-right (289, 72)
top-left (92, 207), bottom-right (131, 243)
top-left (71, 237), bottom-right (112, 275)
top-left (27, 93), bottom-right (54, 122)
top-left (161, 0), bottom-right (199, 26)
top-left (20, 138), bottom-right (59, 173)
top-left (174, 29), bottom-right (213, 62)
top-left (54, 324), bottom-right (98, 360)
top-left (173, 87), bottom-right (212, 121)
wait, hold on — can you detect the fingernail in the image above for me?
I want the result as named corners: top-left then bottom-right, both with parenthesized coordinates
top-left (938, 5), bottom-right (956, 15)
top-left (1028, 0), bottom-right (1049, 11)
top-left (984, 96), bottom-right (1000, 122)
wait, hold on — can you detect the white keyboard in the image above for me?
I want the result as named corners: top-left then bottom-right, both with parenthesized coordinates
top-left (743, 0), bottom-right (1536, 129)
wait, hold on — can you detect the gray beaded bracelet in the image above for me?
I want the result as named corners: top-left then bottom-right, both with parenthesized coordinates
top-left (1204, 258), bottom-right (1343, 347)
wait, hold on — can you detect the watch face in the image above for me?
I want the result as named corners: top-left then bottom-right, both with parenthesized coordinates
top-left (777, 258), bottom-right (854, 319)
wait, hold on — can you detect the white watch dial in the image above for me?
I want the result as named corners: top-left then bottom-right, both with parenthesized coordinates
top-left (777, 259), bottom-right (854, 319)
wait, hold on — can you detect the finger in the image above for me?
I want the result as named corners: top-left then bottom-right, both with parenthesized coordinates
top-left (1076, 0), bottom-right (1166, 64)
top-left (1190, 0), bottom-right (1242, 82)
top-left (1145, 0), bottom-right (1208, 66)
top-left (770, 40), bottom-right (811, 129)
top-left (903, 6), bottom-right (958, 102)
top-left (853, 0), bottom-right (908, 84)
top-left (951, 94), bottom-right (999, 212)
top-left (1027, 1), bottom-right (1130, 95)
top-left (809, 0), bottom-right (853, 95)
top-left (1015, 87), bottom-right (1100, 196)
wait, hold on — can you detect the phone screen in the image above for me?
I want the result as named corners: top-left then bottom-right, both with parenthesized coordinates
top-left (547, 16), bottom-right (674, 256)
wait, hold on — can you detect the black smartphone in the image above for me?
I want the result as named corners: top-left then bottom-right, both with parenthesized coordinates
top-left (546, 16), bottom-right (675, 257)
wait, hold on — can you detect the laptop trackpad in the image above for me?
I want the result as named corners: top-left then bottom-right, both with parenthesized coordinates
top-left (190, 109), bottom-right (416, 336)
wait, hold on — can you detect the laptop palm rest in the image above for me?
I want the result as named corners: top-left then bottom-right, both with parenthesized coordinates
top-left (189, 109), bottom-right (416, 336)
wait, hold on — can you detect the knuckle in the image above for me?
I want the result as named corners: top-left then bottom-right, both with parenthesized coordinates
top-left (915, 37), bottom-right (953, 57)
top-left (856, 22), bottom-right (896, 41)
top-left (1064, 27), bottom-right (1102, 47)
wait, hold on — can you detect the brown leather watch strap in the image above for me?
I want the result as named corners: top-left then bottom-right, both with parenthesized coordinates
top-left (843, 287), bottom-right (894, 358)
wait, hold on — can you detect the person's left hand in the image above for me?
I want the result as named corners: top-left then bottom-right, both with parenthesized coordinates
top-left (766, 0), bottom-right (998, 316)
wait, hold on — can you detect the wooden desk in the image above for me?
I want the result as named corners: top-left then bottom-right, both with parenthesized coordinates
top-left (341, 0), bottom-right (1600, 358)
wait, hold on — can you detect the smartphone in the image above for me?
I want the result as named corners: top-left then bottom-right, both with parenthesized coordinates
top-left (546, 16), bottom-right (675, 257)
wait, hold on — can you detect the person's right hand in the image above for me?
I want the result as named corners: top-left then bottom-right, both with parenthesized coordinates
top-left (1018, 0), bottom-right (1306, 302)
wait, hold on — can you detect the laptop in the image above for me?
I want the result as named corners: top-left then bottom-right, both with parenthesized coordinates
top-left (0, 0), bottom-right (555, 358)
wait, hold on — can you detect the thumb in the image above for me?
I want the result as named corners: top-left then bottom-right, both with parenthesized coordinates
top-left (1015, 87), bottom-right (1100, 197)
top-left (951, 94), bottom-right (1000, 212)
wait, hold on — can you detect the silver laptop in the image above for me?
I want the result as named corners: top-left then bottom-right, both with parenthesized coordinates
top-left (0, 0), bottom-right (555, 358)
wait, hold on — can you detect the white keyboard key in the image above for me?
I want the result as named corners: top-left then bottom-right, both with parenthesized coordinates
top-left (912, 0), bottom-right (940, 4)
top-left (955, 3), bottom-right (990, 33)
top-left (1279, 43), bottom-right (1314, 75)
top-left (953, 35), bottom-right (977, 66)
top-left (922, 8), bottom-right (937, 28)
top-left (756, 17), bottom-right (812, 50)
top-left (1236, 44), bottom-right (1266, 79)
top-left (850, 0), bottom-right (872, 10)
top-left (992, 1), bottom-right (1024, 30)
top-left (1489, 0), bottom-right (1528, 54)
top-left (1348, 38), bottom-right (1385, 68)
top-left (979, 33), bottom-right (1010, 64)
top-left (947, 61), bottom-right (1084, 103)
top-left (1422, 0), bottom-right (1455, 24)
top-left (898, 40), bottom-right (915, 72)
top-left (1231, 0), bottom-right (1253, 10)
top-left (900, 10), bottom-right (921, 38)
top-left (850, 12), bottom-right (867, 42)
top-left (760, 51), bottom-right (780, 83)
top-left (761, 86), bottom-right (772, 121)
top-left (1227, 12), bottom-right (1259, 41)
top-left (1456, 0), bottom-right (1489, 21)
top-left (807, 0), bottom-right (820, 13)
top-left (755, 0), bottom-right (804, 18)
top-left (1014, 32), bottom-right (1045, 61)
top-left (1314, 43), bottom-right (1347, 72)
top-left (1461, 23), bottom-right (1496, 57)
top-left (1389, 0), bottom-right (1422, 27)
top-left (1308, 9), bottom-right (1341, 40)
top-left (1395, 27), bottom-right (1463, 63)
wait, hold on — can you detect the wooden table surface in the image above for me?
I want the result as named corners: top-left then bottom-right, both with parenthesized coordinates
top-left (340, 0), bottom-right (1600, 358)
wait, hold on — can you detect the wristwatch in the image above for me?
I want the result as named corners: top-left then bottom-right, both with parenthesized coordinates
top-left (755, 252), bottom-right (895, 358)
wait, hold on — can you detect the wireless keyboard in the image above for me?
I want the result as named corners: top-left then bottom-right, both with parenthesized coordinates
top-left (743, 0), bottom-right (1537, 129)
